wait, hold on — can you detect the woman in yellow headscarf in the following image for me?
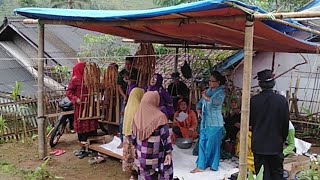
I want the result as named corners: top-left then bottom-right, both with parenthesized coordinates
top-left (122, 88), bottom-right (144, 178)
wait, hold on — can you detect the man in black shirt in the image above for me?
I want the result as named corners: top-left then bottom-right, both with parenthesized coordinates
top-left (250, 69), bottom-right (289, 180)
top-left (117, 57), bottom-right (138, 101)
top-left (168, 72), bottom-right (189, 110)
top-left (117, 56), bottom-right (138, 148)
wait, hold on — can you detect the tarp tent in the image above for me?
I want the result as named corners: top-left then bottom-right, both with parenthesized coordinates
top-left (14, 0), bottom-right (320, 177)
top-left (15, 0), bottom-right (320, 53)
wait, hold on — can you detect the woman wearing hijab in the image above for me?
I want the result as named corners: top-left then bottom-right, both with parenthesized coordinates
top-left (66, 62), bottom-right (98, 158)
top-left (191, 71), bottom-right (226, 173)
top-left (145, 73), bottom-right (174, 118)
top-left (122, 88), bottom-right (144, 178)
top-left (172, 98), bottom-right (198, 143)
top-left (132, 91), bottom-right (173, 180)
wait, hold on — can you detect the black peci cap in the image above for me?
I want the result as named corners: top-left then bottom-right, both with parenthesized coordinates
top-left (254, 69), bottom-right (274, 82)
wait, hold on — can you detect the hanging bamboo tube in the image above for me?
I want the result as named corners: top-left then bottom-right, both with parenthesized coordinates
top-left (116, 89), bottom-right (120, 123)
top-left (102, 63), bottom-right (118, 123)
top-left (89, 88), bottom-right (93, 117)
top-left (97, 90), bottom-right (100, 117)
top-left (238, 19), bottom-right (254, 180)
top-left (82, 97), bottom-right (87, 118)
top-left (82, 62), bottom-right (101, 119)
top-left (133, 43), bottom-right (156, 87)
top-left (108, 90), bottom-right (114, 122)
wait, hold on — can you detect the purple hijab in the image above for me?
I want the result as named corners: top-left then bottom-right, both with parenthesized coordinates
top-left (145, 73), bottom-right (174, 118)
top-left (147, 73), bottom-right (163, 91)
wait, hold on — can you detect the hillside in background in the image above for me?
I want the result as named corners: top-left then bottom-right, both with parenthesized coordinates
top-left (0, 0), bottom-right (156, 21)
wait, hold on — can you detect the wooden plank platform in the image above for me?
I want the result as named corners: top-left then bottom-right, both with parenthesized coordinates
top-left (98, 120), bottom-right (119, 126)
top-left (87, 135), bottom-right (122, 160)
top-left (88, 144), bottom-right (122, 160)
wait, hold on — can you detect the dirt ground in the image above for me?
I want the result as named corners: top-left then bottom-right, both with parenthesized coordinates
top-left (0, 133), bottom-right (130, 180)
top-left (1, 133), bottom-right (319, 180)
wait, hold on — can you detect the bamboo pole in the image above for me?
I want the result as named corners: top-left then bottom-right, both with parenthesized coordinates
top-left (164, 44), bottom-right (241, 50)
top-left (254, 11), bottom-right (320, 20)
top-left (174, 47), bottom-right (179, 73)
top-left (36, 15), bottom-right (247, 26)
top-left (239, 18), bottom-right (254, 180)
top-left (227, 2), bottom-right (320, 36)
top-left (271, 18), bottom-right (320, 36)
top-left (37, 23), bottom-right (47, 160)
top-left (116, 90), bottom-right (120, 123)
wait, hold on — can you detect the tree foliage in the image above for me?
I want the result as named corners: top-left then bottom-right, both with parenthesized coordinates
top-left (18, 0), bottom-right (37, 7)
top-left (153, 0), bottom-right (310, 12)
top-left (78, 34), bottom-right (137, 62)
top-left (50, 0), bottom-right (91, 9)
top-left (153, 0), bottom-right (199, 7)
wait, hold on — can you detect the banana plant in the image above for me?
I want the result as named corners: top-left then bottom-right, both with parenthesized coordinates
top-left (11, 81), bottom-right (22, 101)
top-left (238, 166), bottom-right (264, 180)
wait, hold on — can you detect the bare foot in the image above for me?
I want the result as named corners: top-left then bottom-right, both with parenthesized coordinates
top-left (117, 142), bottom-right (123, 149)
top-left (190, 168), bottom-right (204, 173)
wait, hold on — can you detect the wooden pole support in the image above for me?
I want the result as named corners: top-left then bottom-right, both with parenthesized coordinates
top-left (37, 23), bottom-right (47, 160)
top-left (238, 19), bottom-right (254, 180)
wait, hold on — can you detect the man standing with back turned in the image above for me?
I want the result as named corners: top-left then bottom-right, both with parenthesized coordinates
top-left (250, 69), bottom-right (289, 180)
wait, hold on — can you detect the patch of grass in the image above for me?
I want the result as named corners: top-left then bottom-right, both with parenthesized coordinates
top-left (0, 161), bottom-right (21, 177)
top-left (0, 158), bottom-right (63, 180)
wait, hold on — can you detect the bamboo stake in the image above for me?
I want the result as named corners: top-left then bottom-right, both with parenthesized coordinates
top-left (239, 19), bottom-right (254, 180)
top-left (108, 90), bottom-right (113, 122)
top-left (89, 87), bottom-right (93, 117)
top-left (254, 11), bottom-right (320, 20)
top-left (116, 89), bottom-right (120, 124)
top-left (37, 23), bottom-right (47, 160)
top-left (97, 91), bottom-right (100, 117)
top-left (82, 97), bottom-right (87, 118)
top-left (272, 19), bottom-right (320, 36)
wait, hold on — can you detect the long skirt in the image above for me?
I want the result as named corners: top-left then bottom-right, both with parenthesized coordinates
top-left (122, 136), bottom-right (136, 172)
top-left (235, 131), bottom-right (255, 173)
top-left (196, 126), bottom-right (223, 171)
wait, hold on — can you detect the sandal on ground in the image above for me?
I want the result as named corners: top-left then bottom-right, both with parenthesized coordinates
top-left (87, 151), bottom-right (98, 157)
top-left (88, 156), bottom-right (105, 165)
top-left (73, 147), bottom-right (85, 156)
top-left (50, 149), bottom-right (60, 155)
top-left (77, 151), bottom-right (88, 159)
top-left (54, 149), bottom-right (66, 156)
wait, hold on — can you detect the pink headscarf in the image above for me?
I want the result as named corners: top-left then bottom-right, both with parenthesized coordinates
top-left (132, 91), bottom-right (168, 140)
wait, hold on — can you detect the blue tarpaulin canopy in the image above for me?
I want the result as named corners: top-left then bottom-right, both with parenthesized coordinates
top-left (15, 0), bottom-right (320, 53)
